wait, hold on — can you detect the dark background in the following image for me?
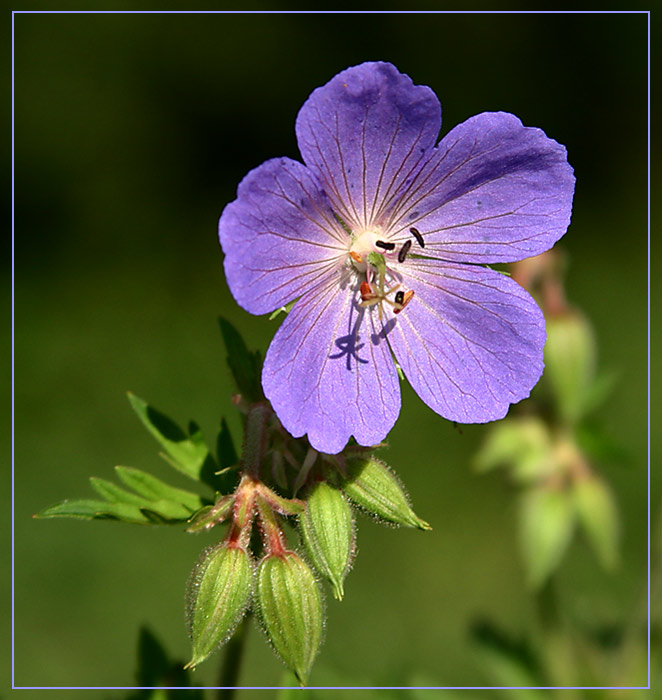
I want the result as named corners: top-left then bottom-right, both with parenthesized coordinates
top-left (12, 8), bottom-right (650, 695)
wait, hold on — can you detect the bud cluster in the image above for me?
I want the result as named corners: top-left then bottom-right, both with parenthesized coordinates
top-left (475, 252), bottom-right (620, 588)
top-left (184, 401), bottom-right (430, 684)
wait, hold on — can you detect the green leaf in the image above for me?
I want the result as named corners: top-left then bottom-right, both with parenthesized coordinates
top-left (132, 626), bottom-right (204, 699)
top-left (218, 317), bottom-right (263, 403)
top-left (114, 466), bottom-right (204, 512)
top-left (127, 392), bottom-right (211, 483)
top-left (35, 499), bottom-right (152, 524)
top-left (89, 477), bottom-right (148, 506)
top-left (140, 499), bottom-right (194, 521)
top-left (216, 417), bottom-right (238, 470)
top-left (268, 299), bottom-right (296, 321)
top-left (519, 486), bottom-right (576, 588)
top-left (471, 620), bottom-right (546, 698)
top-left (214, 418), bottom-right (240, 493)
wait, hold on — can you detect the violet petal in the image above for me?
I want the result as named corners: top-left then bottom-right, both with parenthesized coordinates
top-left (385, 112), bottom-right (575, 263)
top-left (262, 278), bottom-right (400, 454)
top-left (219, 157), bottom-right (348, 315)
top-left (388, 260), bottom-right (546, 422)
top-left (296, 62), bottom-right (441, 232)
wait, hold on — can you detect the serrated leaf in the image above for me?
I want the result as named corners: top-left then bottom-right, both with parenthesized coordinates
top-left (519, 486), bottom-right (575, 588)
top-left (218, 317), bottom-right (263, 403)
top-left (114, 466), bottom-right (204, 512)
top-left (127, 392), bottom-right (210, 483)
top-left (35, 499), bottom-right (152, 524)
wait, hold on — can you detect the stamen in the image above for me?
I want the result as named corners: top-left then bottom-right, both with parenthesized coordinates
top-left (349, 251), bottom-right (363, 264)
top-left (393, 290), bottom-right (415, 314)
top-left (394, 290), bottom-right (404, 305)
top-left (375, 240), bottom-right (396, 251)
top-left (397, 239), bottom-right (412, 263)
top-left (409, 227), bottom-right (425, 248)
top-left (360, 281), bottom-right (377, 301)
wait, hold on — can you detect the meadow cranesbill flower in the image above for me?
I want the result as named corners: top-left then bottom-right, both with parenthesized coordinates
top-left (219, 62), bottom-right (575, 454)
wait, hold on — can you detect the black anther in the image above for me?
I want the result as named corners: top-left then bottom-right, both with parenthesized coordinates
top-left (397, 239), bottom-right (412, 263)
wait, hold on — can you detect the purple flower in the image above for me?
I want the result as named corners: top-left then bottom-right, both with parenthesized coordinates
top-left (219, 62), bottom-right (575, 454)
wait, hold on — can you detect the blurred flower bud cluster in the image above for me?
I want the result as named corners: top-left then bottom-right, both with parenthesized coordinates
top-left (475, 251), bottom-right (619, 588)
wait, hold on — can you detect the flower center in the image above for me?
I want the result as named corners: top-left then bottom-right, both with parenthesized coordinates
top-left (348, 230), bottom-right (382, 272)
top-left (347, 230), bottom-right (415, 319)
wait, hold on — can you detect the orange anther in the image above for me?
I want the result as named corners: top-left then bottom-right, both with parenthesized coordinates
top-left (349, 251), bottom-right (363, 263)
top-left (360, 281), bottom-right (376, 301)
top-left (393, 290), bottom-right (415, 314)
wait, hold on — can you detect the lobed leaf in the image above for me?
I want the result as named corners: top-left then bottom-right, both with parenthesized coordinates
top-left (218, 317), bottom-right (263, 403)
top-left (114, 466), bottom-right (204, 512)
top-left (35, 499), bottom-right (152, 524)
top-left (127, 392), bottom-right (211, 483)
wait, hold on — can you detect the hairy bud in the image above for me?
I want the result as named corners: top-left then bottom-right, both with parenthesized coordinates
top-left (186, 544), bottom-right (252, 669)
top-left (256, 551), bottom-right (323, 685)
top-left (341, 456), bottom-right (431, 530)
top-left (300, 481), bottom-right (355, 600)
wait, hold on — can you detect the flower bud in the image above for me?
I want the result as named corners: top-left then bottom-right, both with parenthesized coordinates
top-left (474, 416), bottom-right (553, 484)
top-left (299, 481), bottom-right (355, 600)
top-left (341, 456), bottom-right (431, 530)
top-left (573, 474), bottom-right (620, 570)
top-left (519, 485), bottom-right (575, 589)
top-left (256, 551), bottom-right (323, 685)
top-left (186, 544), bottom-right (252, 669)
top-left (544, 310), bottom-right (596, 425)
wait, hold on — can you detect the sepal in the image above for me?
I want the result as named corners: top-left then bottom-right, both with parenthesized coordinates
top-left (299, 481), bottom-right (355, 600)
top-left (544, 311), bottom-right (596, 425)
top-left (519, 485), bottom-right (575, 589)
top-left (340, 455), bottom-right (431, 530)
top-left (186, 544), bottom-right (253, 669)
top-left (573, 474), bottom-right (620, 570)
top-left (256, 551), bottom-right (323, 685)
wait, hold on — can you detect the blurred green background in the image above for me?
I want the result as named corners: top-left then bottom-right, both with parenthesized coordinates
top-left (13, 8), bottom-right (650, 697)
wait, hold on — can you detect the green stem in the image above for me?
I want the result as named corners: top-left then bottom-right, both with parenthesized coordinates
top-left (216, 614), bottom-right (250, 700)
top-left (534, 577), bottom-right (579, 695)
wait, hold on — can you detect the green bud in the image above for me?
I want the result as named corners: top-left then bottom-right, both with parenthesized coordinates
top-left (573, 474), bottom-right (620, 570)
top-left (186, 544), bottom-right (252, 669)
top-left (300, 482), bottom-right (355, 600)
top-left (256, 551), bottom-right (323, 685)
top-left (519, 485), bottom-right (575, 589)
top-left (341, 456), bottom-right (431, 530)
top-left (474, 416), bottom-right (553, 484)
top-left (544, 311), bottom-right (596, 425)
